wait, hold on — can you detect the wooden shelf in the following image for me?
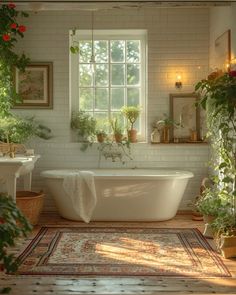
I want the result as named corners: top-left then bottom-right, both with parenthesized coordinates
top-left (151, 142), bottom-right (209, 145)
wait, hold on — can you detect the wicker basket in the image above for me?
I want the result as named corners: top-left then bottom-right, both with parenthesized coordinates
top-left (16, 191), bottom-right (44, 225)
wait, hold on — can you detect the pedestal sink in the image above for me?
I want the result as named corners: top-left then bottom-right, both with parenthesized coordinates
top-left (0, 155), bottom-right (40, 201)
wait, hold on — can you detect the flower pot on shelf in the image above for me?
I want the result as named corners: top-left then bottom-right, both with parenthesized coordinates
top-left (128, 129), bottom-right (137, 143)
top-left (16, 191), bottom-right (44, 225)
top-left (162, 126), bottom-right (170, 143)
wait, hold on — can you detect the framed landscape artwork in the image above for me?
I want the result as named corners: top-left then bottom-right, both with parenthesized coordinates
top-left (170, 93), bottom-right (200, 142)
top-left (14, 62), bottom-right (53, 109)
top-left (214, 29), bottom-right (231, 71)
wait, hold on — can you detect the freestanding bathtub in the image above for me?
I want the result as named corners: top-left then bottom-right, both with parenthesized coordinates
top-left (41, 169), bottom-right (194, 221)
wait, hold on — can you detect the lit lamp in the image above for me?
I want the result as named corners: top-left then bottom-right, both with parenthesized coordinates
top-left (175, 72), bottom-right (182, 89)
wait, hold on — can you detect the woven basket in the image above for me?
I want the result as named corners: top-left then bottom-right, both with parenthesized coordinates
top-left (16, 191), bottom-right (44, 225)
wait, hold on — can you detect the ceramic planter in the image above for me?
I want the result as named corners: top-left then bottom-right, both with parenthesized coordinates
top-left (217, 232), bottom-right (236, 259)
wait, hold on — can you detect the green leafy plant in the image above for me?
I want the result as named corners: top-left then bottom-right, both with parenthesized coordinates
top-left (71, 111), bottom-right (97, 141)
top-left (154, 113), bottom-right (181, 129)
top-left (0, 115), bottom-right (52, 144)
top-left (195, 69), bottom-right (236, 237)
top-left (121, 106), bottom-right (141, 130)
top-left (0, 194), bottom-right (32, 293)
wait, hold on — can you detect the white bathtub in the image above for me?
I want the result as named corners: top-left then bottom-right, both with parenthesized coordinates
top-left (41, 169), bottom-right (194, 221)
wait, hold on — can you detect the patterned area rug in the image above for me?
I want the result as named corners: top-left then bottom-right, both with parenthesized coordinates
top-left (17, 227), bottom-right (230, 277)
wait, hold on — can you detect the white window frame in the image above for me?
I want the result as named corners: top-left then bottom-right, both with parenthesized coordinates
top-left (70, 29), bottom-right (147, 141)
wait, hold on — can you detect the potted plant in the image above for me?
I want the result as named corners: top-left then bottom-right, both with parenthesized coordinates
top-left (155, 114), bottom-right (180, 143)
top-left (96, 129), bottom-right (107, 143)
top-left (195, 69), bottom-right (236, 256)
top-left (121, 106), bottom-right (141, 143)
top-left (71, 111), bottom-right (97, 143)
top-left (0, 194), bottom-right (32, 293)
top-left (110, 118), bottom-right (123, 143)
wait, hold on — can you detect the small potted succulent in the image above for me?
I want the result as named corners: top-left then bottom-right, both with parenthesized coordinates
top-left (110, 118), bottom-right (123, 143)
top-left (96, 129), bottom-right (107, 143)
top-left (121, 106), bottom-right (141, 143)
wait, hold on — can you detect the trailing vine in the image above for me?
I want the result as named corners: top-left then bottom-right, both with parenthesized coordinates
top-left (195, 69), bottom-right (236, 235)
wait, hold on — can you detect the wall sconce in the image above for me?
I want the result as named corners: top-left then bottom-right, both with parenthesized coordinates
top-left (175, 72), bottom-right (182, 89)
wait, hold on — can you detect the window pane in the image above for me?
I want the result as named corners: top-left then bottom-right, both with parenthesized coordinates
top-left (127, 88), bottom-right (140, 106)
top-left (79, 64), bottom-right (93, 87)
top-left (95, 41), bottom-right (108, 63)
top-left (95, 88), bottom-right (108, 110)
top-left (127, 64), bottom-right (140, 85)
top-left (94, 112), bottom-right (109, 131)
top-left (79, 41), bottom-right (92, 63)
top-left (127, 40), bottom-right (140, 62)
top-left (95, 64), bottom-right (108, 86)
top-left (111, 88), bottom-right (124, 110)
top-left (111, 40), bottom-right (125, 62)
top-left (111, 64), bottom-right (124, 86)
top-left (79, 88), bottom-right (93, 111)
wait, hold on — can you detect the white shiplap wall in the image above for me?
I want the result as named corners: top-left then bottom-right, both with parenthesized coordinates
top-left (14, 7), bottom-right (210, 212)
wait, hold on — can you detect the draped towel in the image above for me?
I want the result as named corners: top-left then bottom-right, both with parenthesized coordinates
top-left (63, 171), bottom-right (97, 223)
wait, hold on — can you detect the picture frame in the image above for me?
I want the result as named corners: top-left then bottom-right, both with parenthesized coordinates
top-left (214, 29), bottom-right (231, 71)
top-left (14, 62), bottom-right (53, 109)
top-left (170, 93), bottom-right (200, 142)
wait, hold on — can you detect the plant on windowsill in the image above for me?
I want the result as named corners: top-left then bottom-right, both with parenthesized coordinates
top-left (195, 69), bottom-right (236, 258)
top-left (121, 105), bottom-right (141, 143)
top-left (0, 194), bottom-right (32, 294)
top-left (71, 111), bottom-right (97, 151)
top-left (110, 117), bottom-right (124, 143)
top-left (96, 129), bottom-right (107, 143)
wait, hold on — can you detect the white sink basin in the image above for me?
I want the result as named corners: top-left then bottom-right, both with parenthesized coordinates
top-left (0, 155), bottom-right (40, 201)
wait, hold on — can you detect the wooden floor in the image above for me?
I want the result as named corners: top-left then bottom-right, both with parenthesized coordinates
top-left (1, 213), bottom-right (236, 295)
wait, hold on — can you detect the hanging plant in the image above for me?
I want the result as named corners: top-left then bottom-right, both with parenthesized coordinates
top-left (0, 3), bottom-right (30, 116)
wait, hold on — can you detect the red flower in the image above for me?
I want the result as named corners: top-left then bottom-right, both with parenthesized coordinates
top-left (10, 23), bottom-right (17, 29)
top-left (8, 3), bottom-right (16, 9)
top-left (2, 34), bottom-right (11, 42)
top-left (229, 70), bottom-right (236, 77)
top-left (18, 25), bottom-right (26, 33)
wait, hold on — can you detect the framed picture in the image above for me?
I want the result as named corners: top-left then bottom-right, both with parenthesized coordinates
top-left (214, 29), bottom-right (231, 71)
top-left (14, 62), bottom-right (53, 109)
top-left (170, 93), bottom-right (200, 142)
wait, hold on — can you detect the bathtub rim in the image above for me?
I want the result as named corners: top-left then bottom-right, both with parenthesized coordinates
top-left (40, 169), bottom-right (194, 180)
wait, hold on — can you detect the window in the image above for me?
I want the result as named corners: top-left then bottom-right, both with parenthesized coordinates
top-left (70, 30), bottom-right (147, 140)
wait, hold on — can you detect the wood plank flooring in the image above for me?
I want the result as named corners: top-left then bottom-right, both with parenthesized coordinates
top-left (1, 213), bottom-right (236, 295)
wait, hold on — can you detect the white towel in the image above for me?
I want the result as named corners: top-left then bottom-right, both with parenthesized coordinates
top-left (62, 171), bottom-right (97, 223)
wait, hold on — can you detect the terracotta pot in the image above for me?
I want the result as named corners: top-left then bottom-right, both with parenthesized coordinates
top-left (217, 232), bottom-right (236, 259)
top-left (162, 126), bottom-right (170, 143)
top-left (128, 129), bottom-right (137, 143)
top-left (114, 134), bottom-right (123, 143)
top-left (97, 134), bottom-right (105, 143)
